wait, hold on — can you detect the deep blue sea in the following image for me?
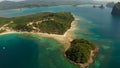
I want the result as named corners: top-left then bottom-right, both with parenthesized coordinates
top-left (0, 5), bottom-right (120, 68)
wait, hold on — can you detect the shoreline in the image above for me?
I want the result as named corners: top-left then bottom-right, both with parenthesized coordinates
top-left (0, 13), bottom-right (79, 47)
top-left (64, 46), bottom-right (99, 68)
top-left (79, 47), bottom-right (99, 68)
top-left (0, 14), bottom-right (98, 68)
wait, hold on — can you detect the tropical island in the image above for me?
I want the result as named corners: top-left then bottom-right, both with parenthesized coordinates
top-left (65, 39), bottom-right (98, 68)
top-left (0, 12), bottom-right (98, 68)
top-left (0, 12), bottom-right (74, 34)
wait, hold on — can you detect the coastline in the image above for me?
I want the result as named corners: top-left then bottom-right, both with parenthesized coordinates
top-left (0, 13), bottom-right (79, 48)
top-left (79, 47), bottom-right (99, 68)
top-left (64, 46), bottom-right (99, 68)
top-left (0, 14), bottom-right (98, 68)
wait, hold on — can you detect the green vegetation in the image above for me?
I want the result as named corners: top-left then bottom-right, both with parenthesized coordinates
top-left (0, 17), bottom-right (11, 27)
top-left (65, 39), bottom-right (97, 63)
top-left (0, 12), bottom-right (74, 34)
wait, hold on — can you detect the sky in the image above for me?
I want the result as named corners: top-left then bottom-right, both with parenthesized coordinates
top-left (0, 0), bottom-right (119, 2)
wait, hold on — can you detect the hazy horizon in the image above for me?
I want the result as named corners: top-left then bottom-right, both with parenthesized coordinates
top-left (0, 0), bottom-right (119, 2)
top-left (0, 0), bottom-right (24, 2)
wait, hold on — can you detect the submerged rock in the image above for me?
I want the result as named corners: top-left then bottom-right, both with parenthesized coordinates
top-left (111, 2), bottom-right (120, 15)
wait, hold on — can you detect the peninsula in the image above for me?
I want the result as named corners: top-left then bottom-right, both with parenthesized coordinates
top-left (0, 12), bottom-right (98, 68)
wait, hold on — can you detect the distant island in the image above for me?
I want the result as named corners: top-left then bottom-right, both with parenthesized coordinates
top-left (106, 2), bottom-right (115, 8)
top-left (93, 4), bottom-right (105, 9)
top-left (0, 0), bottom-right (95, 10)
top-left (65, 39), bottom-right (98, 68)
top-left (111, 2), bottom-right (120, 15)
top-left (0, 0), bottom-right (102, 10)
top-left (0, 12), bottom-right (98, 68)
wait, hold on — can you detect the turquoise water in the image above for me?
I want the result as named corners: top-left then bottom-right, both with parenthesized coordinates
top-left (0, 34), bottom-right (40, 68)
top-left (0, 33), bottom-right (79, 68)
top-left (0, 5), bottom-right (120, 68)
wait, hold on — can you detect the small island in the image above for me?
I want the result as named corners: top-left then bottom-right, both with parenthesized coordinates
top-left (93, 4), bottom-right (105, 9)
top-left (65, 39), bottom-right (98, 68)
top-left (111, 2), bottom-right (120, 15)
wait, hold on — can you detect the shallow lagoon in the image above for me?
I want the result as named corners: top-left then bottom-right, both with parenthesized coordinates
top-left (0, 33), bottom-right (79, 68)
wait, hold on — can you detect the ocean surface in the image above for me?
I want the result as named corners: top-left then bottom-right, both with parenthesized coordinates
top-left (0, 5), bottom-right (120, 68)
